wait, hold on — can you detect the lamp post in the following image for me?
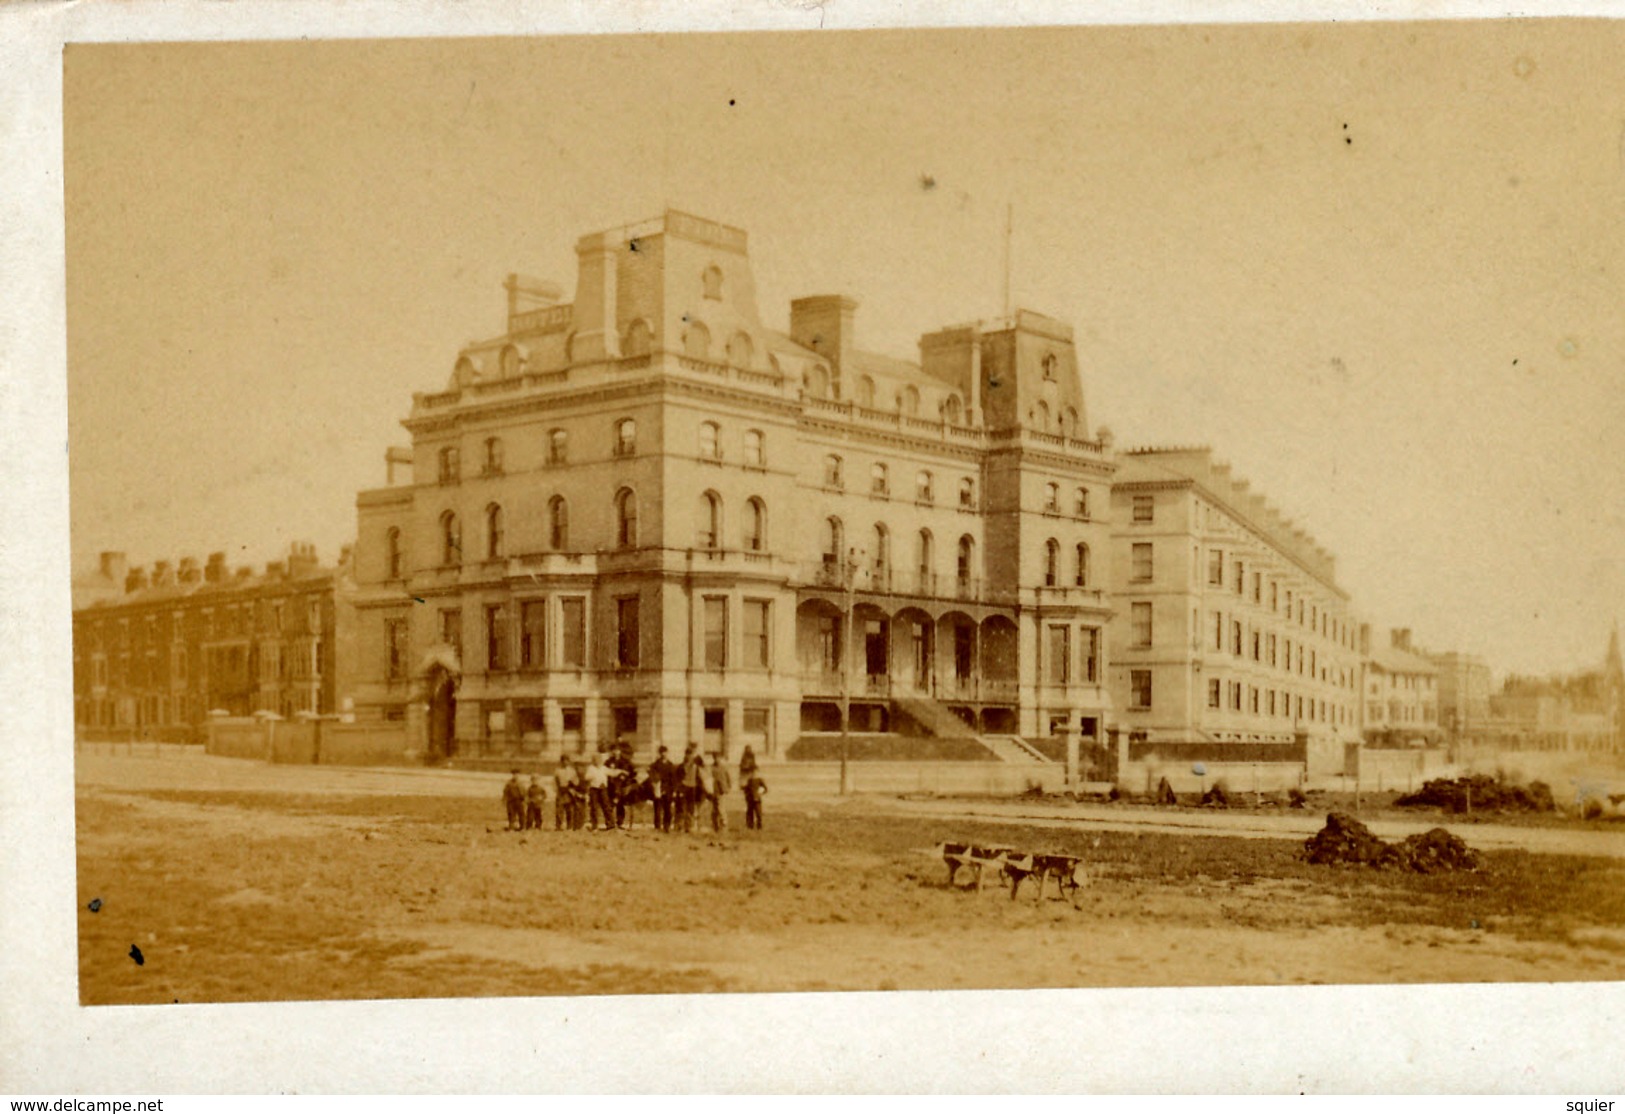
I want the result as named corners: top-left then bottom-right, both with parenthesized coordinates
top-left (839, 545), bottom-right (864, 796)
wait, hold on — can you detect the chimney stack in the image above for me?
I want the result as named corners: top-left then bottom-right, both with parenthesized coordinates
top-left (153, 560), bottom-right (174, 587)
top-left (287, 541), bottom-right (319, 578)
top-left (205, 552), bottom-right (227, 584)
top-left (125, 567), bottom-right (148, 592)
top-left (267, 560), bottom-right (287, 580)
top-left (178, 557), bottom-right (201, 585)
top-left (1391, 628), bottom-right (1412, 652)
top-left (99, 551), bottom-right (128, 590)
top-left (790, 295), bottom-right (858, 377)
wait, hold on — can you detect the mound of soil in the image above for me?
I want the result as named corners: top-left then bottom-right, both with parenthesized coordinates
top-left (1200, 781), bottom-right (1230, 808)
top-left (1304, 812), bottom-right (1479, 873)
top-left (1395, 775), bottom-right (1555, 814)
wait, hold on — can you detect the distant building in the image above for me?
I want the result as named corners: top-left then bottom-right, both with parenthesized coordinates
top-left (1428, 650), bottom-right (1493, 740)
top-left (71, 543), bottom-right (348, 740)
top-left (1483, 625), bottom-right (1624, 753)
top-left (1359, 627), bottom-right (1440, 746)
top-left (346, 210), bottom-right (1117, 762)
top-left (1107, 448), bottom-right (1362, 747)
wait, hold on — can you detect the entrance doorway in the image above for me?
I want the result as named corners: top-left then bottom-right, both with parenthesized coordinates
top-left (427, 667), bottom-right (457, 758)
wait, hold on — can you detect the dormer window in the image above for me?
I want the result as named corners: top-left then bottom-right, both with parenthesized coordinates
top-left (1042, 353), bottom-right (1058, 380)
top-left (702, 264), bottom-right (723, 300)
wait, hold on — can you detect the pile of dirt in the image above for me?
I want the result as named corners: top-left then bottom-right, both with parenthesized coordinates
top-left (1395, 774), bottom-right (1555, 814)
top-left (1200, 781), bottom-right (1230, 808)
top-left (1303, 812), bottom-right (1479, 873)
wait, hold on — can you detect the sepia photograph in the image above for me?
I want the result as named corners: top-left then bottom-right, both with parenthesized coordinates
top-left (10, 0), bottom-right (1625, 1093)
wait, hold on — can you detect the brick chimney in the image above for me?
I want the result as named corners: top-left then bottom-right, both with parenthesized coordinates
top-left (266, 560), bottom-right (287, 580)
top-left (99, 551), bottom-right (128, 589)
top-left (178, 557), bottom-right (201, 585)
top-left (125, 567), bottom-right (148, 592)
top-left (1391, 628), bottom-right (1412, 652)
top-left (205, 552), bottom-right (227, 584)
top-left (287, 541), bottom-right (319, 579)
top-left (153, 560), bottom-right (174, 587)
top-left (790, 295), bottom-right (857, 376)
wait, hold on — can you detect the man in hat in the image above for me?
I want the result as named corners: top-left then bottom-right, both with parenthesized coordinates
top-left (502, 769), bottom-right (525, 831)
top-left (553, 754), bottom-right (579, 830)
top-left (647, 743), bottom-right (674, 832)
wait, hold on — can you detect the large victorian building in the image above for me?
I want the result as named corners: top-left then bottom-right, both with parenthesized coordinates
top-left (346, 210), bottom-right (1117, 761)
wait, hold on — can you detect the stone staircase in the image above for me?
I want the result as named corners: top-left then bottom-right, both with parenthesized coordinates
top-left (892, 693), bottom-right (1053, 764)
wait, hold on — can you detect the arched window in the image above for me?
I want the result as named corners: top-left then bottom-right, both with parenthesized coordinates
top-left (701, 264), bottom-right (723, 300)
top-left (808, 365), bottom-right (830, 399)
top-left (485, 503), bottom-right (505, 560)
top-left (438, 445), bottom-right (460, 484)
top-left (1044, 482), bottom-right (1060, 512)
top-left (743, 429), bottom-right (764, 467)
top-left (745, 497), bottom-right (766, 552)
top-left (1043, 538), bottom-right (1060, 587)
top-left (548, 496), bottom-right (569, 550)
top-left (1075, 487), bottom-right (1090, 519)
top-left (957, 535), bottom-right (975, 586)
top-left (873, 524), bottom-right (890, 582)
top-left (698, 491), bottom-right (722, 550)
top-left (440, 512), bottom-right (461, 567)
top-left (857, 376), bottom-right (876, 408)
top-left (727, 331), bottom-right (753, 368)
top-left (615, 488), bottom-right (638, 549)
top-left (916, 530), bottom-right (934, 588)
top-left (822, 517), bottom-right (844, 571)
top-left (824, 454), bottom-right (843, 488)
top-left (942, 394), bottom-right (963, 425)
top-left (385, 528), bottom-right (402, 580)
top-left (1035, 401), bottom-right (1050, 431)
top-left (500, 345), bottom-right (521, 378)
top-left (1062, 406), bottom-right (1079, 437)
top-left (903, 385), bottom-right (921, 416)
top-left (871, 462), bottom-right (889, 496)
top-left (484, 436), bottom-right (504, 475)
top-left (548, 428), bottom-right (568, 465)
top-left (699, 421), bottom-right (720, 460)
top-left (684, 321), bottom-right (712, 360)
top-left (614, 418), bottom-right (636, 457)
top-left (1042, 353), bottom-right (1058, 380)
top-left (958, 477), bottom-right (975, 509)
top-left (916, 470), bottom-right (934, 503)
top-left (1075, 542), bottom-right (1090, 587)
top-left (622, 319), bottom-right (652, 358)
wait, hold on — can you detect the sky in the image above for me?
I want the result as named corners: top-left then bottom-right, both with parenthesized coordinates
top-left (62, 20), bottom-right (1625, 680)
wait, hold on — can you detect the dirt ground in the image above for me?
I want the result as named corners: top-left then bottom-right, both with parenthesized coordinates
top-left (74, 761), bottom-right (1625, 1005)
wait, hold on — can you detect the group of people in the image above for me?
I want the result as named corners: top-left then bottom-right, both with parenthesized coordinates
top-left (501, 742), bottom-right (768, 834)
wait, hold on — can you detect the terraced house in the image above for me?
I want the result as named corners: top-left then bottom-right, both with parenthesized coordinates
top-left (346, 210), bottom-right (1117, 762)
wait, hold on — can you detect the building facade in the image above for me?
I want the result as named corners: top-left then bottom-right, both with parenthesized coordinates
top-left (1107, 448), bottom-right (1362, 747)
top-left (1429, 649), bottom-right (1493, 741)
top-left (347, 210), bottom-right (1117, 761)
top-left (71, 544), bottom-right (346, 740)
top-left (1359, 627), bottom-right (1441, 745)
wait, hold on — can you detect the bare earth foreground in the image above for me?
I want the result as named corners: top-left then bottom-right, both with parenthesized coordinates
top-left (76, 752), bottom-right (1625, 1004)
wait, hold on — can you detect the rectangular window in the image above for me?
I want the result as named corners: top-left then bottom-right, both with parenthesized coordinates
top-left (1252, 631), bottom-right (1261, 661)
top-left (1231, 682), bottom-right (1242, 711)
top-left (1250, 686), bottom-right (1259, 714)
top-left (1131, 543), bottom-right (1153, 582)
top-left (1132, 495), bottom-right (1154, 523)
top-left (1047, 624), bottom-right (1069, 684)
top-left (1269, 582), bottom-right (1278, 610)
top-left (1252, 572), bottom-right (1262, 603)
top-left (560, 598), bottom-right (585, 668)
top-left (439, 609), bottom-right (461, 655)
top-left (520, 600), bottom-right (546, 668)
top-left (1131, 602), bottom-right (1152, 648)
top-left (616, 596), bottom-right (640, 669)
top-left (1212, 611), bottom-right (1224, 651)
top-left (1231, 620), bottom-right (1242, 656)
top-left (1233, 560), bottom-right (1244, 594)
top-left (1130, 669), bottom-right (1153, 709)
top-left (1208, 549), bottom-right (1224, 586)
top-left (384, 619), bottom-right (406, 681)
top-left (485, 604), bottom-right (508, 671)
top-left (1080, 627), bottom-right (1099, 684)
top-left (1207, 678), bottom-right (1221, 709)
top-left (744, 599), bottom-right (770, 669)
top-left (703, 596), bottom-right (727, 670)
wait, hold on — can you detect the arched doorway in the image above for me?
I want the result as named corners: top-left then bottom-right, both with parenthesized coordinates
top-left (427, 666), bottom-right (457, 759)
